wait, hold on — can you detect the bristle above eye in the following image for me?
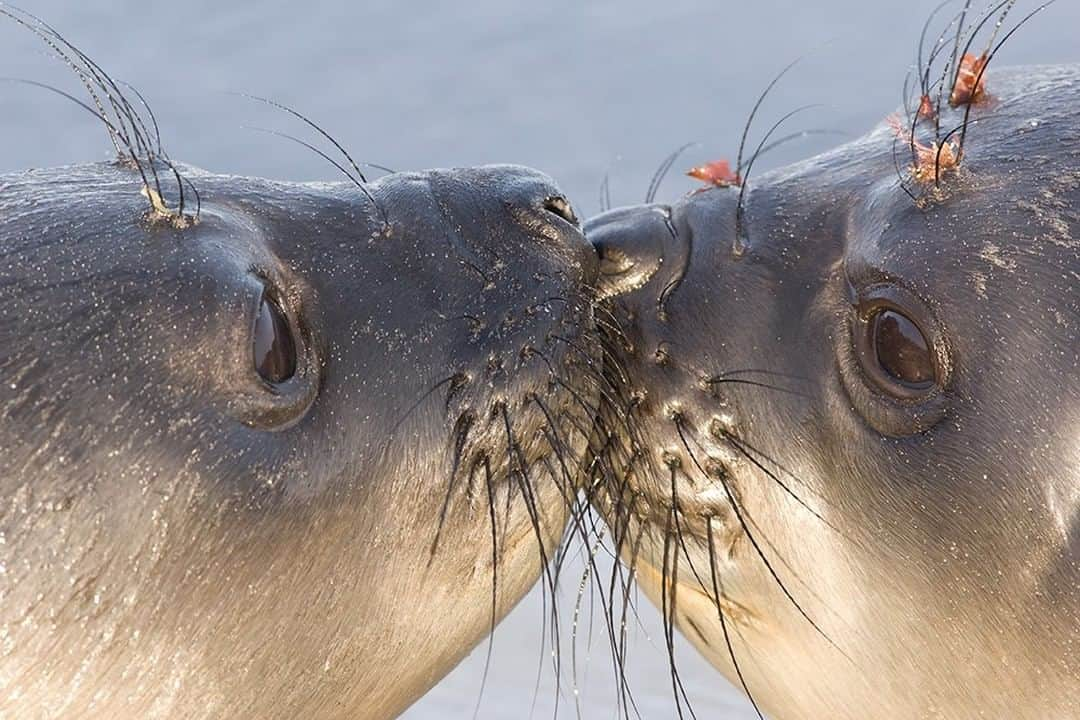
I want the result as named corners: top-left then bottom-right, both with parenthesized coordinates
top-left (894, 0), bottom-right (1054, 199)
top-left (235, 93), bottom-right (388, 230)
top-left (0, 4), bottom-right (198, 225)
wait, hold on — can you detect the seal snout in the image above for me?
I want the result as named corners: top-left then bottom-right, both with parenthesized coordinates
top-left (492, 167), bottom-right (591, 272)
top-left (427, 164), bottom-right (597, 288)
top-left (585, 204), bottom-right (671, 300)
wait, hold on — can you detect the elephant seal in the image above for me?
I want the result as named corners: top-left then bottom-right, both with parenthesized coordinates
top-left (584, 63), bottom-right (1080, 719)
top-left (0, 14), bottom-right (600, 719)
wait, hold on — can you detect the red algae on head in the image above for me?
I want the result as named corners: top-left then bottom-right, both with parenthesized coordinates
top-left (950, 52), bottom-right (989, 106)
top-left (917, 93), bottom-right (936, 120)
top-left (687, 159), bottom-right (741, 188)
top-left (887, 114), bottom-right (959, 184)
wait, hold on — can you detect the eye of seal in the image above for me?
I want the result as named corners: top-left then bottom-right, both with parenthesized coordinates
top-left (235, 272), bottom-right (321, 431)
top-left (254, 293), bottom-right (297, 384)
top-left (838, 283), bottom-right (952, 437)
top-left (859, 307), bottom-right (936, 397)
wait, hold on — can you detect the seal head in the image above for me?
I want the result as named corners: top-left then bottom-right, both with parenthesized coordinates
top-left (1, 161), bottom-right (599, 719)
top-left (585, 65), bottom-right (1080, 719)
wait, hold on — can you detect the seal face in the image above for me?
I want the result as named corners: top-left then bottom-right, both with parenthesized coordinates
top-left (585, 65), bottom-right (1080, 720)
top-left (0, 160), bottom-right (600, 719)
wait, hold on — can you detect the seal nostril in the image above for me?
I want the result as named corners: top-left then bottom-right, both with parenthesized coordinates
top-left (543, 196), bottom-right (579, 226)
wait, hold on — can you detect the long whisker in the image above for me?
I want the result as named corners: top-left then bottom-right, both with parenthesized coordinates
top-left (645, 142), bottom-right (697, 204)
top-left (672, 417), bottom-right (844, 655)
top-left (956, 0), bottom-right (1056, 159)
top-left (0, 4), bottom-right (120, 155)
top-left (917, 0), bottom-right (957, 99)
top-left (935, 0), bottom-right (976, 137)
top-left (754, 128), bottom-right (848, 163)
top-left (614, 518), bottom-right (648, 720)
top-left (380, 374), bottom-right (460, 458)
top-left (707, 517), bottom-right (766, 720)
top-left (10, 5), bottom-right (170, 210)
top-left (498, 405), bottom-right (563, 716)
top-left (734, 57), bottom-right (803, 178)
top-left (721, 433), bottom-right (830, 524)
top-left (570, 528), bottom-right (606, 720)
top-left (470, 456), bottom-right (500, 720)
top-left (242, 125), bottom-right (361, 184)
top-left (118, 80), bottom-right (163, 156)
top-left (711, 367), bottom-right (811, 380)
top-left (660, 509), bottom-right (696, 720)
top-left (428, 410), bottom-right (476, 559)
top-left (233, 92), bottom-right (368, 183)
top-left (735, 104), bottom-right (820, 254)
top-left (704, 375), bottom-right (811, 399)
top-left (1, 76), bottom-right (158, 213)
top-left (1, 5), bottom-right (201, 221)
top-left (240, 125), bottom-right (385, 222)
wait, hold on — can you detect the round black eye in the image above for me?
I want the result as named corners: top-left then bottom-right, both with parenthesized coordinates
top-left (253, 294), bottom-right (296, 384)
top-left (871, 309), bottom-right (934, 390)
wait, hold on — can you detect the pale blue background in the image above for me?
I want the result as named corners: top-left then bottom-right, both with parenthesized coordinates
top-left (1, 2), bottom-right (1075, 717)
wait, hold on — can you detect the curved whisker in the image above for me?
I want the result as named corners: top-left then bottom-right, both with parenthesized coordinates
top-left (720, 433), bottom-right (829, 524)
top-left (671, 416), bottom-right (845, 657)
top-left (645, 142), bottom-right (697, 204)
top-left (735, 56), bottom-right (803, 179)
top-left (118, 80), bottom-right (163, 157)
top-left (233, 91), bottom-right (368, 183)
top-left (659, 508), bottom-right (698, 720)
top-left (956, 0), bottom-right (1057, 158)
top-left (470, 457), bottom-right (500, 720)
top-left (497, 404), bottom-right (564, 714)
top-left (703, 375), bottom-right (811, 399)
top-left (735, 103), bottom-right (820, 253)
top-left (1, 76), bottom-right (160, 215)
top-left (241, 125), bottom-right (386, 225)
top-left (1, 5), bottom-right (198, 222)
top-left (706, 517), bottom-right (766, 720)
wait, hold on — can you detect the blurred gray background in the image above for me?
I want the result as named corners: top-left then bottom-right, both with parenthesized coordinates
top-left (1, 1), bottom-right (1075, 717)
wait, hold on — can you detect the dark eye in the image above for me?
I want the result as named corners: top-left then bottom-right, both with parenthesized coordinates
top-left (872, 310), bottom-right (934, 388)
top-left (855, 304), bottom-right (937, 399)
top-left (253, 293), bottom-right (296, 384)
top-left (841, 286), bottom-right (950, 435)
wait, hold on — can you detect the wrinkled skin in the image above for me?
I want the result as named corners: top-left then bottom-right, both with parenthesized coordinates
top-left (0, 162), bottom-right (599, 719)
top-left (585, 66), bottom-right (1080, 719)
